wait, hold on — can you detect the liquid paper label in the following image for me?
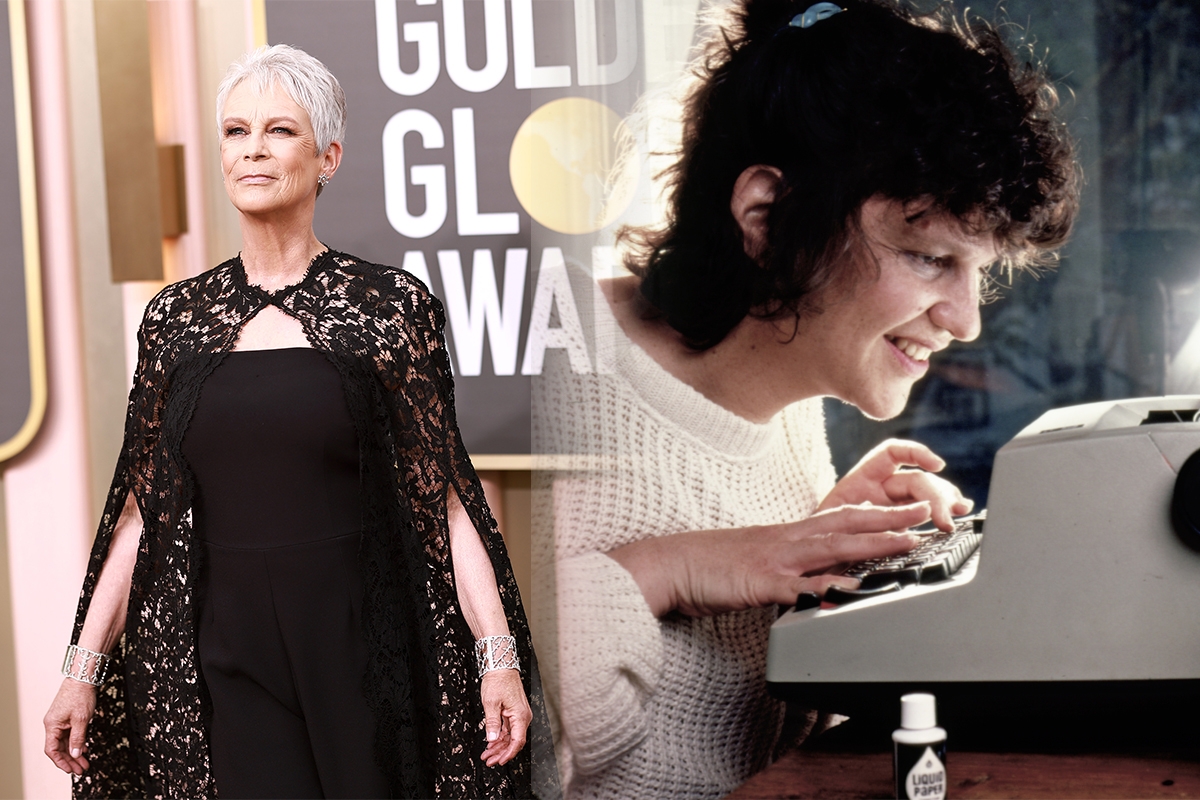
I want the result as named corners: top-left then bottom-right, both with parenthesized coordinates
top-left (904, 746), bottom-right (946, 799)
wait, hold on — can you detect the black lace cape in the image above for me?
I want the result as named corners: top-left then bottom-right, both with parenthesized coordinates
top-left (70, 250), bottom-right (547, 798)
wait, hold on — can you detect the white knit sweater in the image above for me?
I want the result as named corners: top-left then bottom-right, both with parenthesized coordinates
top-left (533, 281), bottom-right (838, 799)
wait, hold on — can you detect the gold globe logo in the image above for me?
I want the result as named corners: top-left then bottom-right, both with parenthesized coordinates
top-left (509, 97), bottom-right (636, 235)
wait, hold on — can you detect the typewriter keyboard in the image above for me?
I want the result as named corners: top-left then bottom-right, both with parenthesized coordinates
top-left (795, 511), bottom-right (985, 609)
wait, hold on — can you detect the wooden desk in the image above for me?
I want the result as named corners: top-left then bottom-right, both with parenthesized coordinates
top-left (725, 749), bottom-right (1200, 799)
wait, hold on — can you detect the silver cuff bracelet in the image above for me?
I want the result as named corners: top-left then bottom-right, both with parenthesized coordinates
top-left (62, 644), bottom-right (112, 686)
top-left (475, 635), bottom-right (519, 677)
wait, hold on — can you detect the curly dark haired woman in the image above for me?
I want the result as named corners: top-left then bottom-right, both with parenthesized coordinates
top-left (541, 1), bottom-right (1079, 797)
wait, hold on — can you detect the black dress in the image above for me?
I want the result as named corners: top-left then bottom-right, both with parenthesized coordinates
top-left (182, 347), bottom-right (390, 798)
top-left (69, 251), bottom-right (553, 799)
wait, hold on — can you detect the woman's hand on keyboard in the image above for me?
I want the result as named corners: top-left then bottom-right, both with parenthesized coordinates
top-left (607, 503), bottom-right (925, 618)
top-left (817, 439), bottom-right (973, 531)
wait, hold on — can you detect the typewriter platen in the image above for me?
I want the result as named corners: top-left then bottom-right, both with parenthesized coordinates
top-left (766, 397), bottom-right (1200, 741)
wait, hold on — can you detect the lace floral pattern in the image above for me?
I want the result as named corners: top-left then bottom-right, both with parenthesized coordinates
top-left (70, 251), bottom-right (552, 799)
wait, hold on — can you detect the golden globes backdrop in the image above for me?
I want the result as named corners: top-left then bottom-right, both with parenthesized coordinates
top-left (265, 0), bottom-right (645, 456)
top-left (0, 0), bottom-right (45, 463)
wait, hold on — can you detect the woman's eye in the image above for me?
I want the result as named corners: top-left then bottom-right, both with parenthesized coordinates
top-left (224, 126), bottom-right (246, 136)
top-left (270, 127), bottom-right (295, 135)
top-left (906, 252), bottom-right (947, 272)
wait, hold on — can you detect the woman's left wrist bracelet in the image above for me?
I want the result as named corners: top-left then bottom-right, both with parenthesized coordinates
top-left (62, 645), bottom-right (111, 686)
top-left (475, 635), bottom-right (519, 677)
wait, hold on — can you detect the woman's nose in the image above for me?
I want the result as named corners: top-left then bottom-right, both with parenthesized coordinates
top-left (244, 130), bottom-right (268, 159)
top-left (929, 270), bottom-right (983, 342)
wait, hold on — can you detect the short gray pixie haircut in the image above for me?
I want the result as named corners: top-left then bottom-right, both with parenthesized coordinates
top-left (216, 44), bottom-right (346, 155)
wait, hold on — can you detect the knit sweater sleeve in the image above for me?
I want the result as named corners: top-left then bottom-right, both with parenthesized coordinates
top-left (537, 274), bottom-right (837, 794)
top-left (555, 550), bottom-right (664, 776)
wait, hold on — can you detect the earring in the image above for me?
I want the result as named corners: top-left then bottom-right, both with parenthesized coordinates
top-left (317, 173), bottom-right (330, 188)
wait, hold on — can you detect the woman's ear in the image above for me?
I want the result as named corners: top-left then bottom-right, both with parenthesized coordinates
top-left (730, 165), bottom-right (782, 262)
top-left (320, 140), bottom-right (344, 180)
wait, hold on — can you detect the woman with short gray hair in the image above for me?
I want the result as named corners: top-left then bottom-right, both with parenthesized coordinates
top-left (43, 44), bottom-right (539, 798)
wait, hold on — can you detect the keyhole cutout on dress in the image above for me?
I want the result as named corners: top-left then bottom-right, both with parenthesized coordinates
top-left (233, 304), bottom-right (312, 351)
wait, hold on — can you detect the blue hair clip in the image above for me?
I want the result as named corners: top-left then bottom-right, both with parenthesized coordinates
top-left (789, 2), bottom-right (844, 28)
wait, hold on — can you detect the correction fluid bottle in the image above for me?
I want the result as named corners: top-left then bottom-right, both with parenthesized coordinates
top-left (893, 693), bottom-right (947, 800)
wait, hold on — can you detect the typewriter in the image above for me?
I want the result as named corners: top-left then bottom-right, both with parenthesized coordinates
top-left (793, 512), bottom-right (985, 610)
top-left (766, 396), bottom-right (1200, 745)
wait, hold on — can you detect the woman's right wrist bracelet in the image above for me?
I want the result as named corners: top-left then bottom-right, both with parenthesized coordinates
top-left (62, 644), bottom-right (111, 686)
